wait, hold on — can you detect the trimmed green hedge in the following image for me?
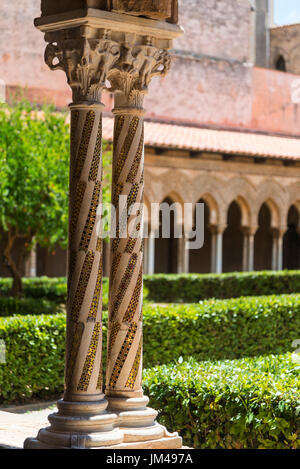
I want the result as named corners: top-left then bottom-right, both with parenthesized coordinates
top-left (2, 270), bottom-right (300, 304)
top-left (143, 354), bottom-right (300, 449)
top-left (144, 270), bottom-right (300, 302)
top-left (0, 314), bottom-right (66, 403)
top-left (0, 277), bottom-right (67, 302)
top-left (142, 294), bottom-right (300, 365)
top-left (0, 277), bottom-right (109, 310)
top-left (0, 293), bottom-right (299, 403)
top-left (0, 297), bottom-right (63, 317)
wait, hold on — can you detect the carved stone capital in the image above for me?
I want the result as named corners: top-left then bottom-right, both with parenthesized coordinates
top-left (44, 29), bottom-right (121, 104)
top-left (107, 40), bottom-right (171, 110)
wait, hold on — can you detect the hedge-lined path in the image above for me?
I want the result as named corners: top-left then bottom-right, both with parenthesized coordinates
top-left (0, 402), bottom-right (55, 449)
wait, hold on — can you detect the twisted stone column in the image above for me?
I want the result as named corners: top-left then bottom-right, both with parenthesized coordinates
top-left (27, 7), bottom-right (183, 449)
top-left (24, 29), bottom-right (123, 450)
top-left (105, 42), bottom-right (182, 448)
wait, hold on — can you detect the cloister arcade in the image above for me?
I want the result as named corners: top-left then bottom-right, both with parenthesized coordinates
top-left (142, 172), bottom-right (300, 275)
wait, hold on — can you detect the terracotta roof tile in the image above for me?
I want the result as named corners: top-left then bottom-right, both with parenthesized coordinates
top-left (102, 117), bottom-right (300, 160)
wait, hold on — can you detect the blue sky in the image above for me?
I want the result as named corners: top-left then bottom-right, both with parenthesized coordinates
top-left (274, 0), bottom-right (300, 25)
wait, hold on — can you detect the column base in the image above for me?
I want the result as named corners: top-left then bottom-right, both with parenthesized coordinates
top-left (24, 397), bottom-right (123, 449)
top-left (24, 395), bottom-right (182, 449)
top-left (24, 434), bottom-right (182, 450)
top-left (106, 393), bottom-right (182, 448)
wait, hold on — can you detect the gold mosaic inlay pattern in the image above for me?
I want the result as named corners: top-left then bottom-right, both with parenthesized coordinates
top-left (79, 181), bottom-right (101, 252)
top-left (111, 253), bottom-right (138, 321)
top-left (96, 237), bottom-right (102, 252)
top-left (123, 266), bottom-right (143, 323)
top-left (125, 337), bottom-right (142, 389)
top-left (87, 256), bottom-right (103, 322)
top-left (110, 252), bottom-right (121, 286)
top-left (96, 360), bottom-right (103, 391)
top-left (65, 321), bottom-right (84, 390)
top-left (74, 111), bottom-right (95, 179)
top-left (77, 321), bottom-right (101, 392)
top-left (70, 181), bottom-right (87, 240)
top-left (109, 322), bottom-right (138, 389)
top-left (112, 182), bottom-right (124, 208)
top-left (70, 251), bottom-right (95, 321)
top-left (68, 250), bottom-right (77, 295)
top-left (71, 110), bottom-right (79, 157)
top-left (127, 129), bottom-right (144, 184)
top-left (88, 119), bottom-right (102, 182)
top-left (113, 116), bottom-right (139, 182)
top-left (114, 115), bottom-right (125, 147)
top-left (107, 320), bottom-right (121, 357)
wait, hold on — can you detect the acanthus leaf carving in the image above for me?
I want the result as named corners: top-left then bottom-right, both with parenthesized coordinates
top-left (107, 40), bottom-right (171, 109)
top-left (45, 33), bottom-right (121, 104)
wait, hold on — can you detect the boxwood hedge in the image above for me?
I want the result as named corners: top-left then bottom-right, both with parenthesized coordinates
top-left (0, 277), bottom-right (109, 310)
top-left (143, 354), bottom-right (300, 449)
top-left (0, 293), bottom-right (299, 403)
top-left (144, 270), bottom-right (300, 302)
top-left (0, 297), bottom-right (63, 317)
top-left (2, 270), bottom-right (300, 305)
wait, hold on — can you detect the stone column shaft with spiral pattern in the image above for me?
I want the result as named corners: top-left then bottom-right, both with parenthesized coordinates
top-left (105, 40), bottom-right (183, 446)
top-left (24, 27), bottom-right (123, 449)
top-left (27, 7), bottom-right (183, 449)
top-left (106, 111), bottom-right (145, 397)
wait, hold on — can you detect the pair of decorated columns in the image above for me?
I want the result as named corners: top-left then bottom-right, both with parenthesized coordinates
top-left (24, 7), bottom-right (182, 449)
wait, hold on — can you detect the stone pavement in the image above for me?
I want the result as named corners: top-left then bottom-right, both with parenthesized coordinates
top-left (0, 402), bottom-right (56, 449)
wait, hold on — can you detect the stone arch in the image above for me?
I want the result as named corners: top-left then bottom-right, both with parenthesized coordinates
top-left (191, 174), bottom-right (227, 225)
top-left (145, 168), bottom-right (193, 206)
top-left (224, 177), bottom-right (256, 227)
top-left (197, 192), bottom-right (220, 226)
top-left (261, 198), bottom-right (281, 229)
top-left (254, 180), bottom-right (287, 229)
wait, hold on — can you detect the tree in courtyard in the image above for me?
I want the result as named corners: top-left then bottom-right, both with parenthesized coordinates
top-left (0, 99), bottom-right (112, 297)
top-left (0, 99), bottom-right (70, 296)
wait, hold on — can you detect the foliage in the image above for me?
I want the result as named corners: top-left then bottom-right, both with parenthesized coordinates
top-left (143, 354), bottom-right (300, 449)
top-left (144, 270), bottom-right (300, 302)
top-left (141, 293), bottom-right (300, 366)
top-left (0, 313), bottom-right (66, 403)
top-left (0, 276), bottom-right (109, 310)
top-left (0, 293), bottom-right (299, 403)
top-left (0, 297), bottom-right (63, 317)
top-left (0, 100), bottom-right (69, 295)
top-left (3, 269), bottom-right (300, 305)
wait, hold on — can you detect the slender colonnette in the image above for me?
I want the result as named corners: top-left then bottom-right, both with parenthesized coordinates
top-left (105, 41), bottom-right (182, 446)
top-left (26, 5), bottom-right (183, 449)
top-left (24, 28), bottom-right (123, 449)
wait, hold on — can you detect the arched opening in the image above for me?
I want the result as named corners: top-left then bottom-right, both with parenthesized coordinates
top-left (189, 198), bottom-right (212, 273)
top-left (275, 55), bottom-right (286, 72)
top-left (254, 203), bottom-right (273, 270)
top-left (283, 205), bottom-right (300, 269)
top-left (223, 201), bottom-right (244, 272)
top-left (154, 197), bottom-right (179, 273)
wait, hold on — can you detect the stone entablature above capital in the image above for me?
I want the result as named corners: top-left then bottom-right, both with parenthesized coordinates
top-left (41, 1), bottom-right (178, 24)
